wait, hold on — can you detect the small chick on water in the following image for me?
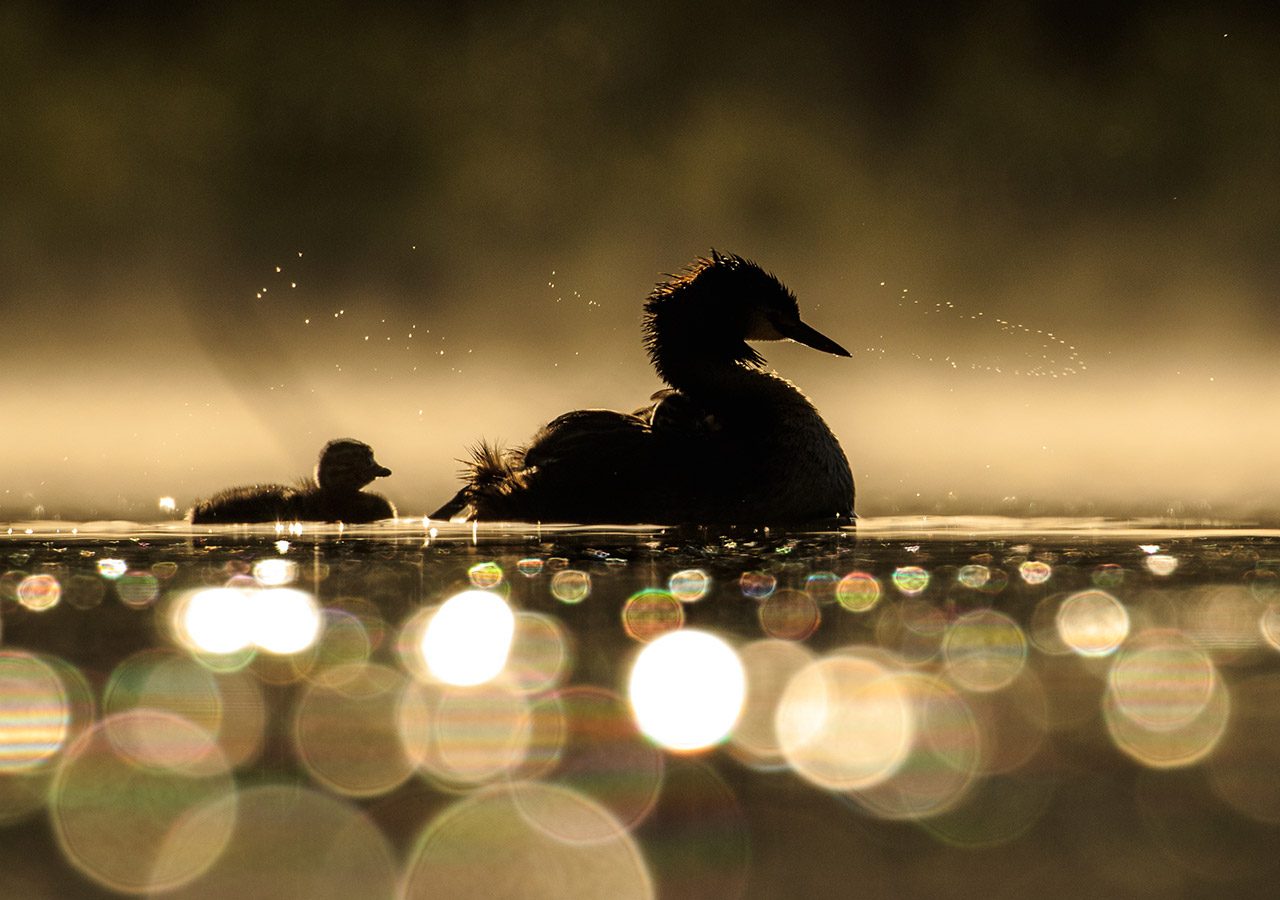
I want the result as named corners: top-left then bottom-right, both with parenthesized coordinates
top-left (189, 438), bottom-right (396, 524)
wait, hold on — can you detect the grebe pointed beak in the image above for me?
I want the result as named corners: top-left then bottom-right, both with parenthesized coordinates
top-left (779, 318), bottom-right (852, 357)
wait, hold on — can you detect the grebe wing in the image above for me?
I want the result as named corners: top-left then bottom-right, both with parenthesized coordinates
top-left (522, 409), bottom-right (652, 469)
top-left (501, 408), bottom-right (685, 523)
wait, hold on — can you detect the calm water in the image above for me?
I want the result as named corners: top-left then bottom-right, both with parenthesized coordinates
top-left (2, 517), bottom-right (1280, 898)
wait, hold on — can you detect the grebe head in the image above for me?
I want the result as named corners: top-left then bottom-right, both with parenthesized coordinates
top-left (644, 252), bottom-right (850, 374)
top-left (315, 439), bottom-right (392, 491)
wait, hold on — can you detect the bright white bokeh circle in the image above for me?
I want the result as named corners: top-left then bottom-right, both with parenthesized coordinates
top-left (628, 629), bottom-right (745, 752)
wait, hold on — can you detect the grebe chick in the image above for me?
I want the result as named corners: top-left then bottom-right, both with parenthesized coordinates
top-left (189, 438), bottom-right (396, 524)
top-left (431, 252), bottom-right (854, 525)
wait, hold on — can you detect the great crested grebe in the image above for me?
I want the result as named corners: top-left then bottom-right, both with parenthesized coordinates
top-left (431, 252), bottom-right (854, 525)
top-left (189, 438), bottom-right (396, 524)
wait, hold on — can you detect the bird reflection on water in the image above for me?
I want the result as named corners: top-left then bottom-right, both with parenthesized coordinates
top-left (433, 252), bottom-right (855, 525)
top-left (189, 438), bottom-right (396, 524)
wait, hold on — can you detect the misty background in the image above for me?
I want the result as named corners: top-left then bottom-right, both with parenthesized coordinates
top-left (1, 0), bottom-right (1277, 522)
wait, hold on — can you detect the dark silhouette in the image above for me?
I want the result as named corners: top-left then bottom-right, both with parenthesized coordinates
top-left (189, 439), bottom-right (396, 524)
top-left (432, 252), bottom-right (854, 525)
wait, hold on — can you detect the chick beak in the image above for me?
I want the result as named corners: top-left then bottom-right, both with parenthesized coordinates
top-left (778, 317), bottom-right (852, 357)
top-left (371, 461), bottom-right (392, 479)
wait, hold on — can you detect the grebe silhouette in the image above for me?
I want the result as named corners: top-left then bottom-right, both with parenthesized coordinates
top-left (432, 252), bottom-right (853, 525)
top-left (190, 438), bottom-right (396, 524)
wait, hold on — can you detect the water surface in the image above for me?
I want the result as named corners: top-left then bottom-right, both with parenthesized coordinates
top-left (2, 517), bottom-right (1279, 898)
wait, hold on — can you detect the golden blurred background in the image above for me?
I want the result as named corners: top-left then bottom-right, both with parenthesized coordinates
top-left (1, 1), bottom-right (1277, 521)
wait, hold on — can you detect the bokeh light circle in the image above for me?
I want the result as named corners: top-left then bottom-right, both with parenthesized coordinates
top-left (468, 561), bottom-right (504, 589)
top-left (16, 573), bottom-right (61, 611)
top-left (63, 574), bottom-right (106, 610)
top-left (1107, 630), bottom-right (1217, 732)
top-left (550, 570), bottom-right (591, 604)
top-left (892, 566), bottom-right (930, 596)
top-left (739, 571), bottom-right (777, 600)
top-left (160, 783), bottom-right (397, 899)
top-left (776, 653), bottom-right (914, 791)
top-left (517, 558), bottom-right (544, 577)
top-left (1185, 586), bottom-right (1264, 658)
top-left (875, 598), bottom-right (947, 665)
top-left (402, 782), bottom-right (652, 899)
top-left (1103, 666), bottom-right (1229, 769)
top-left (505, 611), bottom-right (573, 695)
top-left (956, 565), bottom-right (991, 590)
top-left (0, 650), bottom-right (71, 771)
top-left (629, 630), bottom-right (745, 752)
top-left (254, 587), bottom-right (323, 655)
top-left (757, 589), bottom-right (821, 641)
top-left (943, 609), bottom-right (1028, 693)
top-left (297, 608), bottom-right (375, 678)
top-left (115, 571), bottom-right (160, 609)
top-left (103, 650), bottom-right (225, 749)
top-left (421, 590), bottom-right (515, 686)
top-left (152, 560), bottom-right (180, 581)
top-left (804, 571), bottom-right (840, 604)
top-left (50, 711), bottom-right (237, 894)
top-left (400, 680), bottom-right (535, 790)
top-left (1057, 589), bottom-right (1130, 657)
top-left (1145, 554), bottom-right (1179, 577)
top-left (173, 587), bottom-right (255, 656)
top-left (1019, 560), bottom-right (1053, 585)
top-left (251, 557), bottom-right (297, 586)
top-left (293, 663), bottom-right (415, 797)
top-left (96, 558), bottom-right (127, 580)
top-left (434, 682), bottom-right (533, 785)
top-left (621, 589), bottom-right (685, 642)
top-left (836, 571), bottom-right (882, 612)
top-left (668, 569), bottom-right (710, 602)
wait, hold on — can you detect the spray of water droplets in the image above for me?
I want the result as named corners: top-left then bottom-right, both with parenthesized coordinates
top-left (868, 282), bottom-right (1087, 379)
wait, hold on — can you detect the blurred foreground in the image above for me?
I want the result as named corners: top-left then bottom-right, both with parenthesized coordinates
top-left (2, 517), bottom-right (1280, 898)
